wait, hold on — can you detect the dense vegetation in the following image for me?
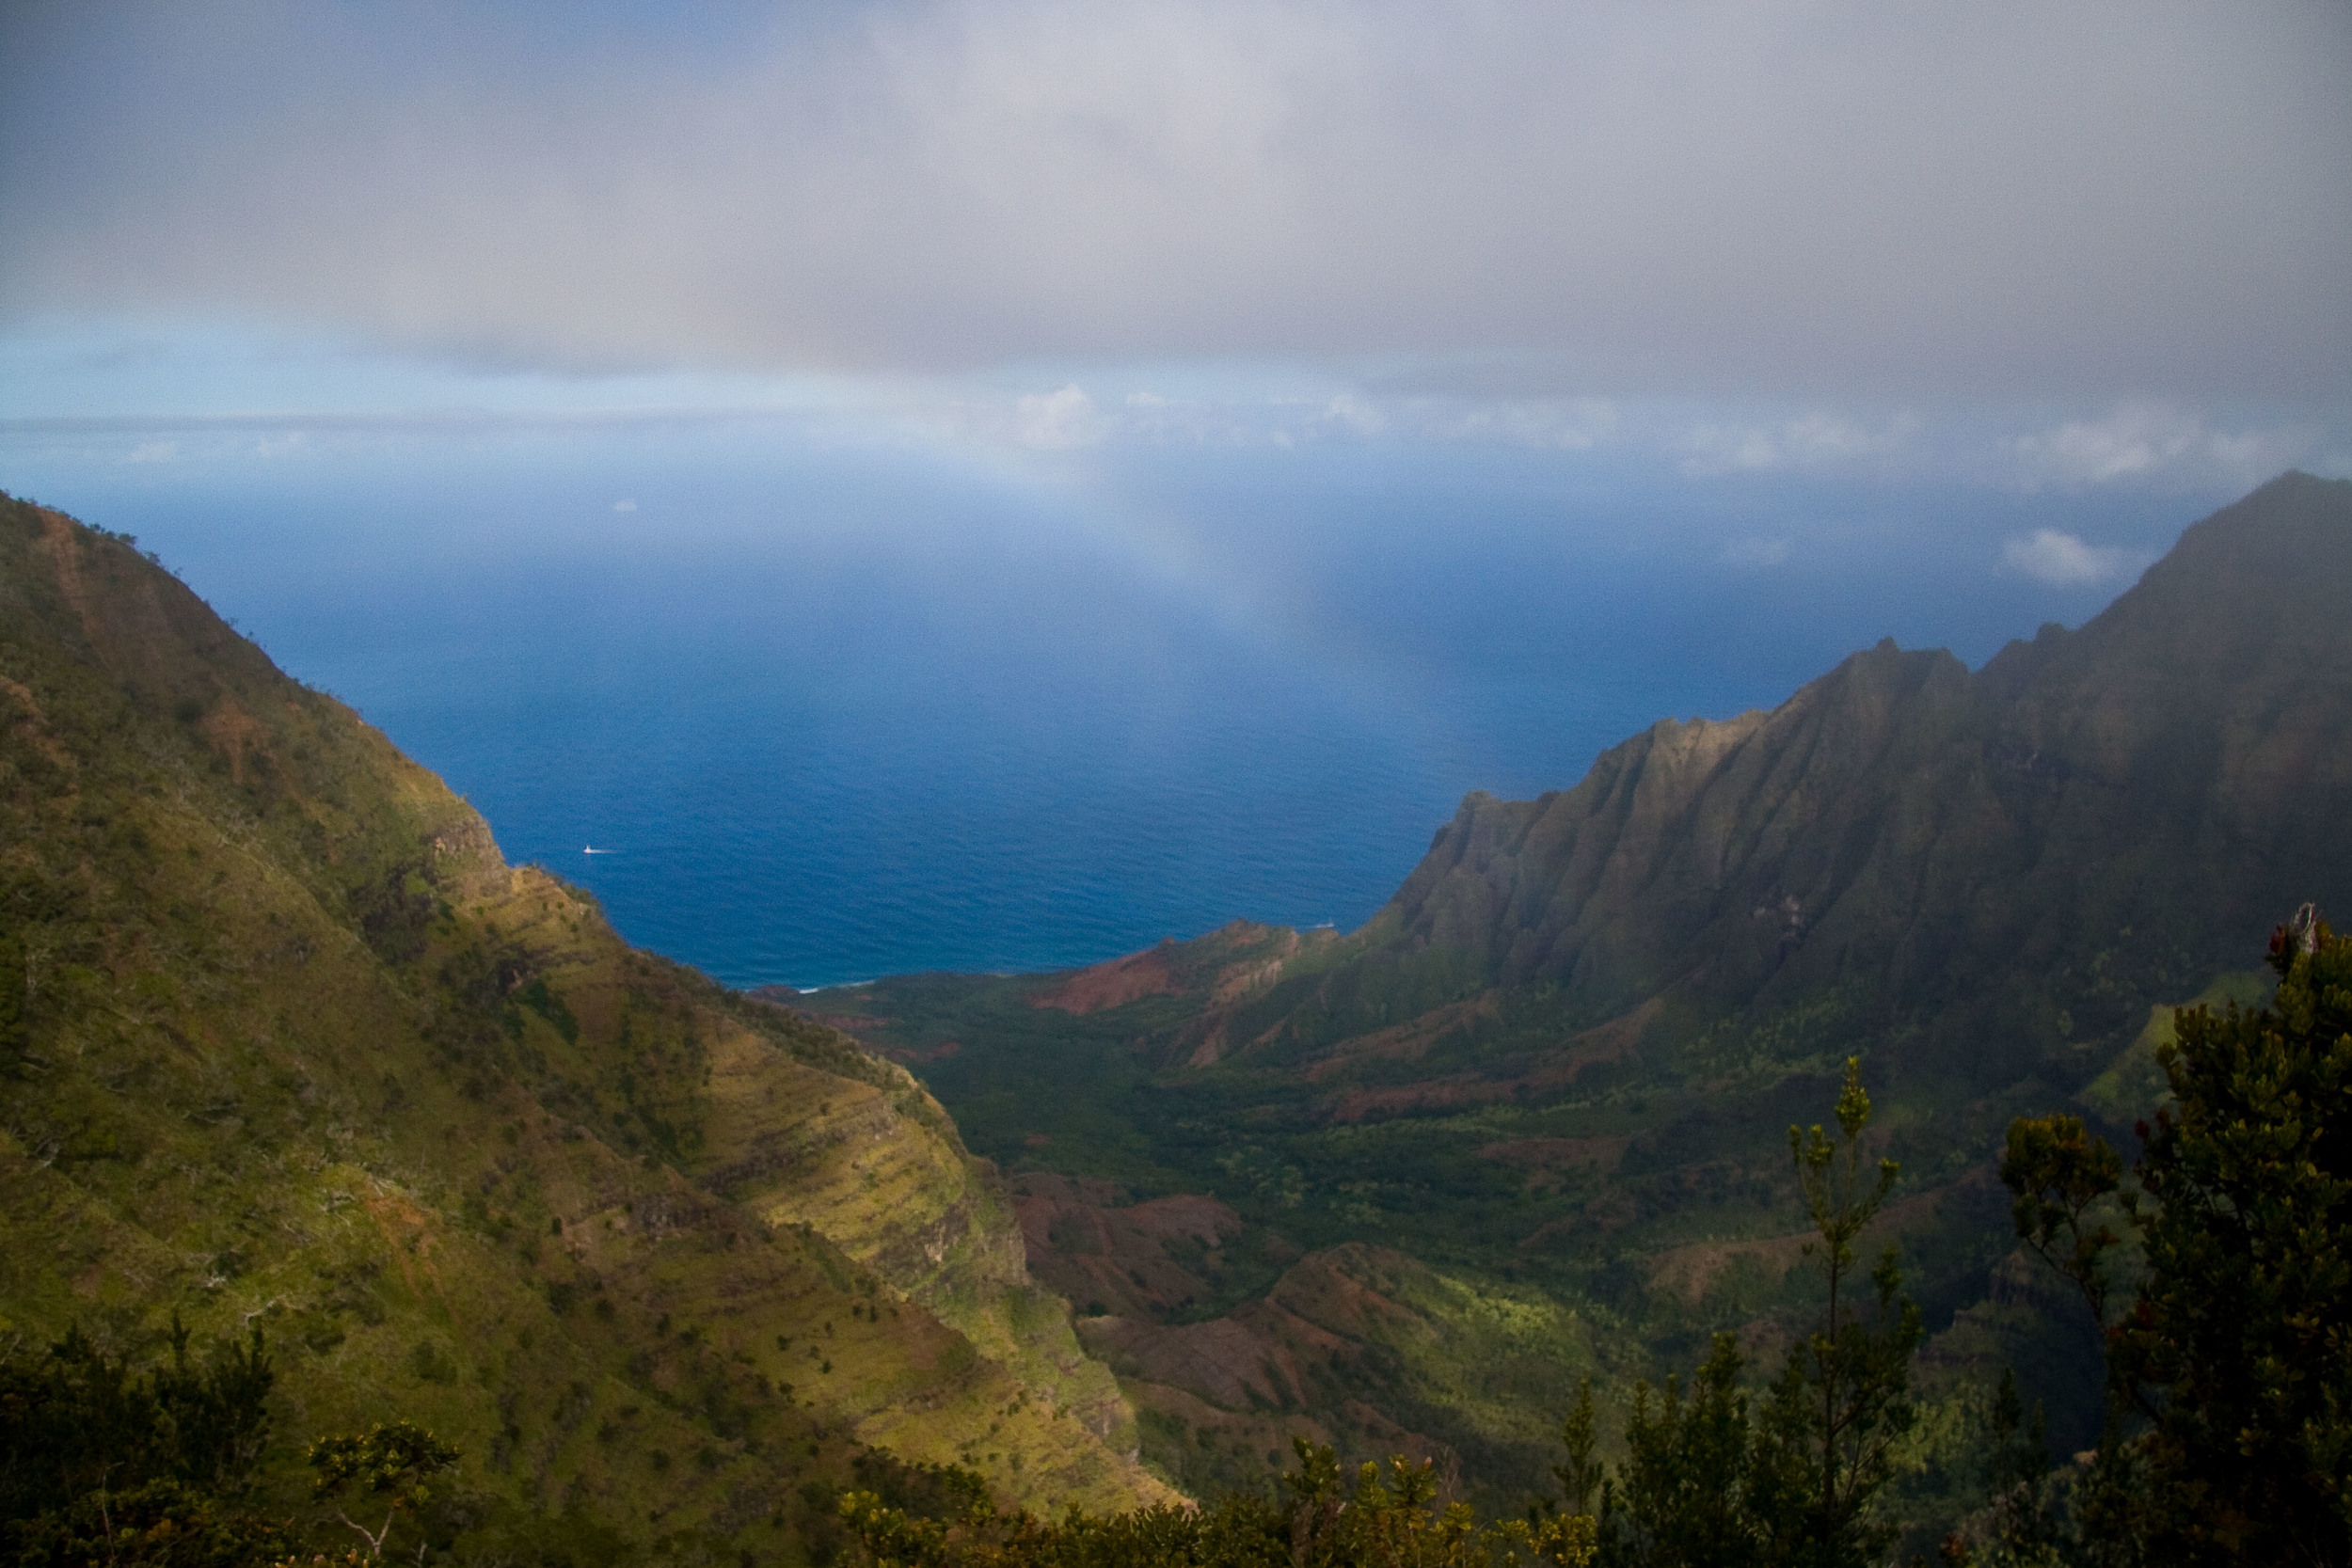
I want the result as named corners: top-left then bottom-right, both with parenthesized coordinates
top-left (826, 474), bottom-right (2352, 1505)
top-left (812, 913), bottom-right (2350, 1564)
top-left (6, 478), bottom-right (2347, 1563)
top-left (0, 491), bottom-right (1166, 1565)
top-left (1997, 908), bottom-right (2352, 1566)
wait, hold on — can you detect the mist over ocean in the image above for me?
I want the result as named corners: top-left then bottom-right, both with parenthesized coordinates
top-left (8, 432), bottom-right (2195, 989)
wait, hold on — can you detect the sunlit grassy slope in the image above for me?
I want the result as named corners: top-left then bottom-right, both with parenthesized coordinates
top-left (0, 493), bottom-right (1168, 1563)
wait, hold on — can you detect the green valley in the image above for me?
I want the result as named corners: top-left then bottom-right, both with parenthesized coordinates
top-left (6, 472), bottom-right (2348, 1563)
top-left (807, 472), bottom-right (2352, 1520)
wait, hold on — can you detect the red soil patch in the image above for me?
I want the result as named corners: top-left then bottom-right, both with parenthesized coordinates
top-left (362, 1191), bottom-right (447, 1297)
top-left (1208, 937), bottom-right (1304, 1004)
top-left (1263, 1246), bottom-right (1428, 1343)
top-left (1028, 945), bottom-right (1184, 1014)
top-left (1076, 1246), bottom-right (1421, 1416)
top-left (1301, 995), bottom-right (1497, 1083)
top-left (199, 696), bottom-right (268, 784)
top-left (1011, 1174), bottom-right (1247, 1317)
top-left (1319, 998), bottom-right (1656, 1122)
top-left (0, 676), bottom-right (72, 769)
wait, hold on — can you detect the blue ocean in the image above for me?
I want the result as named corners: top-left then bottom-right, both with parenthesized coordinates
top-left (11, 431), bottom-right (2185, 989)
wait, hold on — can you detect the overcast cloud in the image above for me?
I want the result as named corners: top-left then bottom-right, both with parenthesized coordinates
top-left (3, 0), bottom-right (2347, 401)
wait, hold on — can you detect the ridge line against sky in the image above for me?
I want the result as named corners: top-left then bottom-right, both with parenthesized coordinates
top-left (1, 0), bottom-right (2347, 597)
top-left (6, 4), bottom-right (2345, 990)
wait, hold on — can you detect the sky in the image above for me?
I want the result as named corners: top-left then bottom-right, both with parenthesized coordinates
top-left (3, 1), bottom-right (2346, 977)
top-left (3, 1), bottom-right (2345, 438)
top-left (1, 1), bottom-right (2349, 675)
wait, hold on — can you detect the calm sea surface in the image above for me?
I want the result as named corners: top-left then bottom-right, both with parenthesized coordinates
top-left (11, 436), bottom-right (2183, 987)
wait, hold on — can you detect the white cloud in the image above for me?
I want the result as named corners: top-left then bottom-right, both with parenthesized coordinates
top-left (1014, 384), bottom-right (1103, 449)
top-left (612, 498), bottom-right (637, 512)
top-left (2007, 402), bottom-right (2320, 492)
top-left (1321, 394), bottom-right (1386, 437)
top-left (1417, 397), bottom-right (1618, 450)
top-left (1679, 410), bottom-right (1918, 475)
top-left (984, 385), bottom-right (1631, 452)
top-left (2000, 529), bottom-right (2133, 586)
top-left (126, 439), bottom-right (176, 463)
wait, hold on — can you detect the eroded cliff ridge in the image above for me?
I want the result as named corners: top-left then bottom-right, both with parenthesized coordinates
top-left (0, 493), bottom-right (1168, 1560)
top-left (826, 472), bottom-right (2352, 1505)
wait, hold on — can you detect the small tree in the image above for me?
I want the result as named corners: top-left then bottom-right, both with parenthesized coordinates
top-left (1554, 1379), bottom-right (1607, 1522)
top-left (2002, 904), bottom-right (2352, 1566)
top-left (1611, 1334), bottom-right (1772, 1568)
top-left (1562, 1061), bottom-right (1919, 1568)
top-left (2001, 1116), bottom-right (2125, 1330)
top-left (1768, 1055), bottom-right (1924, 1568)
top-left (2121, 905), bottom-right (2350, 1564)
top-left (152, 1316), bottom-right (274, 1493)
top-left (0, 1319), bottom-right (282, 1568)
top-left (307, 1422), bottom-right (459, 1562)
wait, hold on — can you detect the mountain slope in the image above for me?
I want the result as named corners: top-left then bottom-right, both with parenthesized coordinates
top-left (824, 471), bottom-right (2352, 1502)
top-left (1370, 467), bottom-right (2350, 1034)
top-left (0, 493), bottom-right (1168, 1562)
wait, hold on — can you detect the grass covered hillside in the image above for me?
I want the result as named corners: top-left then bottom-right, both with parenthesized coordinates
top-left (0, 493), bottom-right (1169, 1565)
top-left (816, 473), bottom-right (2352, 1510)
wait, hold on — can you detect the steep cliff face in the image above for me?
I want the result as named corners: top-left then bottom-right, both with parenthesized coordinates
top-left (1390, 646), bottom-right (1974, 1003)
top-left (0, 494), bottom-right (1167, 1560)
top-left (695, 1018), bottom-right (1138, 1455)
top-left (827, 472), bottom-right (2352, 1499)
top-left (1240, 470), bottom-right (2352, 1082)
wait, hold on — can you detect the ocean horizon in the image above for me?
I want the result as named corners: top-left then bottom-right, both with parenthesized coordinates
top-left (3, 436), bottom-right (2204, 990)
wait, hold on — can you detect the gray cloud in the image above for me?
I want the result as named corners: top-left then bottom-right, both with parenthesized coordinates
top-left (3, 0), bottom-right (2347, 396)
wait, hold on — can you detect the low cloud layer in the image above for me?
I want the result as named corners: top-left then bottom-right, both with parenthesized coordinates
top-left (2006, 403), bottom-right (2328, 491)
top-left (3, 1), bottom-right (2346, 399)
top-left (2001, 529), bottom-right (2138, 587)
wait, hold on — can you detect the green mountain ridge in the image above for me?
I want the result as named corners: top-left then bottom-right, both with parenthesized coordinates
top-left (0, 492), bottom-right (1172, 1564)
top-left (8, 471), bottom-right (2346, 1550)
top-left (815, 471), bottom-right (2352, 1509)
